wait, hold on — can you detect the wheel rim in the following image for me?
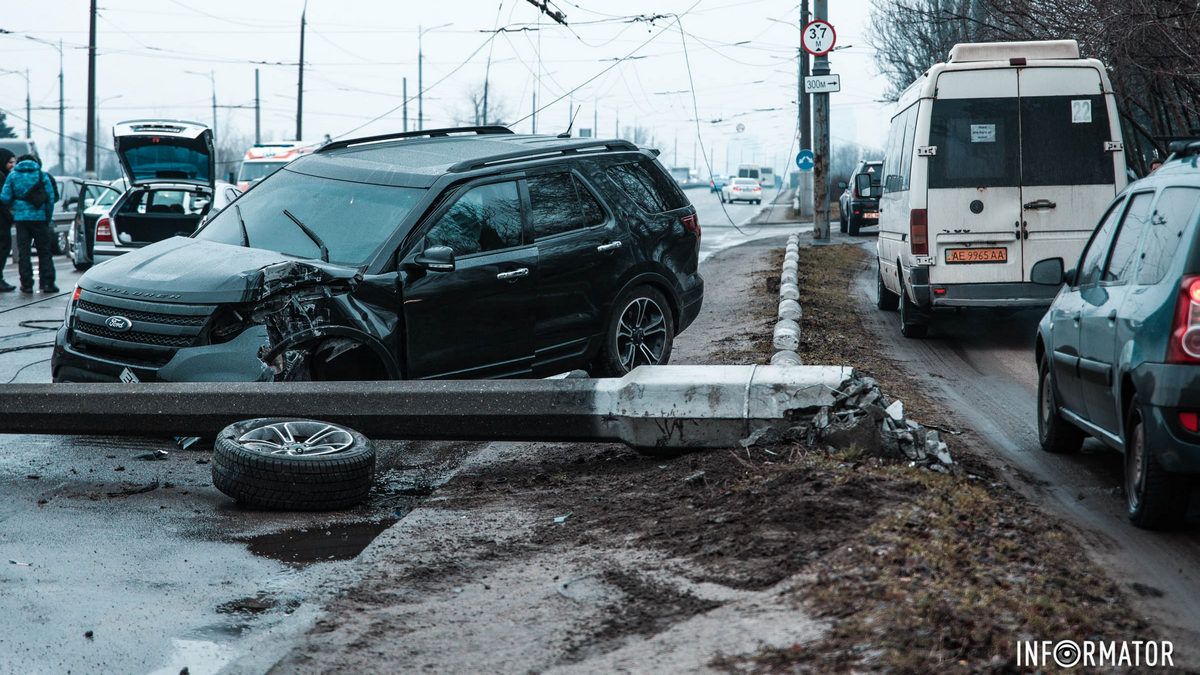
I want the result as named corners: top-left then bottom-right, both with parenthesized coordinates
top-left (615, 296), bottom-right (668, 371)
top-left (1039, 369), bottom-right (1053, 442)
top-left (238, 421), bottom-right (355, 457)
top-left (1126, 416), bottom-right (1146, 513)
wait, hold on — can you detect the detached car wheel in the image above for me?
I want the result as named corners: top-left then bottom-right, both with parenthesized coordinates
top-left (212, 418), bottom-right (375, 511)
top-left (596, 285), bottom-right (675, 377)
top-left (1124, 397), bottom-right (1189, 529)
top-left (1037, 357), bottom-right (1084, 454)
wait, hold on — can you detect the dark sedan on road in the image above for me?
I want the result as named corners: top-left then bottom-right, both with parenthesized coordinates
top-left (1034, 142), bottom-right (1200, 529)
top-left (838, 160), bottom-right (882, 236)
top-left (52, 126), bottom-right (704, 384)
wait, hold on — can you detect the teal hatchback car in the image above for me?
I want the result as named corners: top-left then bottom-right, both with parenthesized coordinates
top-left (1034, 142), bottom-right (1200, 529)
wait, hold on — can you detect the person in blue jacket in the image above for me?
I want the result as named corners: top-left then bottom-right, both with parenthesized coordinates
top-left (0, 154), bottom-right (58, 293)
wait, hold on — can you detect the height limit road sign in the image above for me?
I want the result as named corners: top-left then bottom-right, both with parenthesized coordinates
top-left (802, 19), bottom-right (836, 56)
top-left (804, 74), bottom-right (841, 93)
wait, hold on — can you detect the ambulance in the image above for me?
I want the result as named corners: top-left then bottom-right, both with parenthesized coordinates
top-left (236, 140), bottom-right (320, 191)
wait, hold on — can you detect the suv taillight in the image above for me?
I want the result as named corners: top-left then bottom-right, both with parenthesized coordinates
top-left (1166, 275), bottom-right (1200, 364)
top-left (910, 209), bottom-right (928, 256)
top-left (95, 216), bottom-right (113, 243)
top-left (681, 213), bottom-right (700, 242)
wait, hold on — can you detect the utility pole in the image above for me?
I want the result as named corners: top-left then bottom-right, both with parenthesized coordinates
top-left (797, 0), bottom-right (813, 218)
top-left (254, 68), bottom-right (261, 144)
top-left (58, 42), bottom-right (65, 173)
top-left (210, 70), bottom-right (217, 146)
top-left (812, 0), bottom-right (831, 241)
top-left (24, 69), bottom-right (31, 137)
top-left (85, 0), bottom-right (97, 175)
top-left (402, 77), bottom-right (409, 132)
top-left (296, 3), bottom-right (306, 140)
top-left (531, 91), bottom-right (537, 134)
top-left (593, 104), bottom-right (597, 140)
top-left (418, 25), bottom-right (424, 131)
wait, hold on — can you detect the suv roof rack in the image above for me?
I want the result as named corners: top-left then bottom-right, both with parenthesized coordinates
top-left (447, 139), bottom-right (639, 172)
top-left (317, 126), bottom-right (515, 154)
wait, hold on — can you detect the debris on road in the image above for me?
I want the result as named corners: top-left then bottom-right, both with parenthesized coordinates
top-left (9, 559), bottom-right (32, 567)
top-left (136, 450), bottom-right (170, 461)
top-left (553, 513), bottom-right (571, 525)
top-left (107, 480), bottom-right (160, 498)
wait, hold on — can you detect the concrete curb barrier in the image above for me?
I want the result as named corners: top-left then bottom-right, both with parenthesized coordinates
top-left (771, 233), bottom-right (804, 366)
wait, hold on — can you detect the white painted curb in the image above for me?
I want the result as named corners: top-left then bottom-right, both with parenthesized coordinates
top-left (770, 234), bottom-right (804, 366)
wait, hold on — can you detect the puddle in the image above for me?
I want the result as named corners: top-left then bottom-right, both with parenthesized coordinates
top-left (241, 519), bottom-right (397, 566)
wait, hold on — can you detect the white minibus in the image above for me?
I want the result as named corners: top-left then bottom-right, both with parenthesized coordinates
top-left (875, 39), bottom-right (1127, 337)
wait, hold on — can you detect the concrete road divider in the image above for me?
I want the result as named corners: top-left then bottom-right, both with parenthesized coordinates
top-left (0, 365), bottom-right (853, 453)
top-left (772, 234), bottom-right (804, 366)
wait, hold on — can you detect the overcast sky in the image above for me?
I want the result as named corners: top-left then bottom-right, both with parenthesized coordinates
top-left (0, 0), bottom-right (893, 176)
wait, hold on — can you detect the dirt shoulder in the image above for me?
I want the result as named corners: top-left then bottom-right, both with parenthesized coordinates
top-left (269, 238), bottom-right (1151, 674)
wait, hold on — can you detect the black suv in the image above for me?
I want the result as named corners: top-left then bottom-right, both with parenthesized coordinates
top-left (1034, 142), bottom-right (1200, 529)
top-left (838, 160), bottom-right (882, 236)
top-left (52, 127), bottom-right (704, 383)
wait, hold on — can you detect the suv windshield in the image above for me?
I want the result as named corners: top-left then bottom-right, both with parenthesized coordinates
top-left (195, 169), bottom-right (423, 266)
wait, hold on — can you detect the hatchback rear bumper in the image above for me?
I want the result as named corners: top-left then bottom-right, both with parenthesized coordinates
top-left (1132, 362), bottom-right (1200, 474)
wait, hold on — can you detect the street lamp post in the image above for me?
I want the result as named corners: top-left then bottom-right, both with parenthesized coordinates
top-left (0, 70), bottom-right (32, 138)
top-left (417, 23), bottom-right (452, 131)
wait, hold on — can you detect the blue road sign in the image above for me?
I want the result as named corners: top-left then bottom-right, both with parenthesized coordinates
top-left (796, 150), bottom-right (815, 172)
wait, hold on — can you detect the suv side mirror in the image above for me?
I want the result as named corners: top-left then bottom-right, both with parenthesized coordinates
top-left (837, 180), bottom-right (847, 191)
top-left (1030, 258), bottom-right (1065, 286)
top-left (414, 245), bottom-right (455, 272)
top-left (856, 174), bottom-right (873, 197)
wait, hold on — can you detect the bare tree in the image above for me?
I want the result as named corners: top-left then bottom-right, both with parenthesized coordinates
top-left (454, 81), bottom-right (512, 127)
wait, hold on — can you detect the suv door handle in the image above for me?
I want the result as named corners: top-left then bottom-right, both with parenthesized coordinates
top-left (496, 268), bottom-right (529, 281)
top-left (1073, 312), bottom-right (1081, 324)
top-left (596, 241), bottom-right (623, 253)
top-left (1107, 309), bottom-right (1118, 322)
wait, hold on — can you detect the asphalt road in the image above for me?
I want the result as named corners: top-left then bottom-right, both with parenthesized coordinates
top-left (0, 222), bottom-right (801, 673)
top-left (848, 238), bottom-right (1200, 659)
top-left (685, 186), bottom-right (810, 263)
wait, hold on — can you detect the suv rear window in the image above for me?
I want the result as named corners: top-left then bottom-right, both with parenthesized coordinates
top-left (606, 160), bottom-right (688, 213)
top-left (527, 172), bottom-right (605, 239)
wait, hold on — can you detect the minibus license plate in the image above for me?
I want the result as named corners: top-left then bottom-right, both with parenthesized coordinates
top-left (946, 248), bottom-right (1007, 264)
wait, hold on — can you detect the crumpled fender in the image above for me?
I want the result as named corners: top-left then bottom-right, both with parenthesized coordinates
top-left (260, 324), bottom-right (400, 379)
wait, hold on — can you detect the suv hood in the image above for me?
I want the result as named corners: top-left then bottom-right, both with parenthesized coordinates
top-left (113, 119), bottom-right (215, 189)
top-left (80, 237), bottom-right (361, 304)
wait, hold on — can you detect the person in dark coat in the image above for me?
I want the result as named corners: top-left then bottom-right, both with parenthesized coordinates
top-left (0, 148), bottom-right (15, 292)
top-left (0, 154), bottom-right (58, 293)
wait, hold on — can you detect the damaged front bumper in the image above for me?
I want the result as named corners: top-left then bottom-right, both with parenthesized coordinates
top-left (53, 323), bottom-right (272, 383)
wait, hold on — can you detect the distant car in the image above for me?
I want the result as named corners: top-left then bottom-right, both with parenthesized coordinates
top-left (92, 119), bottom-right (241, 265)
top-left (710, 175), bottom-right (728, 193)
top-left (721, 177), bottom-right (762, 204)
top-left (1034, 142), bottom-right (1200, 529)
top-left (838, 160), bottom-right (882, 236)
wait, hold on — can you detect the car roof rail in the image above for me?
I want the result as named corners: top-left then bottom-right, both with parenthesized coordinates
top-left (1167, 139), bottom-right (1200, 158)
top-left (447, 139), bottom-right (640, 172)
top-left (316, 126), bottom-right (515, 153)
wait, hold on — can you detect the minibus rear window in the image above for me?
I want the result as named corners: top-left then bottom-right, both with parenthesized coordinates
top-left (1020, 95), bottom-right (1114, 186)
top-left (928, 98), bottom-right (1021, 189)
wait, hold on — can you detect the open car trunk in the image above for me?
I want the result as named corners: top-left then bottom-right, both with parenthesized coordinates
top-left (112, 186), bottom-right (211, 246)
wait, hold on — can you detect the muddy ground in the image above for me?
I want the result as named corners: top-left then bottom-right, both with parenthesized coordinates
top-left (267, 239), bottom-right (1151, 673)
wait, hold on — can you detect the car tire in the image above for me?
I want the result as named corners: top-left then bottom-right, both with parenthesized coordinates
top-left (595, 285), bottom-right (675, 377)
top-left (1124, 397), bottom-right (1190, 529)
top-left (876, 264), bottom-right (899, 311)
top-left (848, 217), bottom-right (861, 237)
top-left (1037, 357), bottom-right (1084, 454)
top-left (839, 212), bottom-right (848, 233)
top-left (73, 261), bottom-right (91, 272)
top-left (212, 417), bottom-right (375, 511)
top-left (898, 277), bottom-right (928, 338)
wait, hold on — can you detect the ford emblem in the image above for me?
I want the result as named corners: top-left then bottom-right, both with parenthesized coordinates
top-left (105, 315), bottom-right (133, 333)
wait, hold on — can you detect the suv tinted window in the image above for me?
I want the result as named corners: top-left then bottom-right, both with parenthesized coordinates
top-left (527, 172), bottom-right (605, 239)
top-left (607, 161), bottom-right (688, 213)
top-left (1077, 199), bottom-right (1123, 287)
top-left (1103, 192), bottom-right (1152, 283)
top-left (928, 98), bottom-right (1021, 189)
top-left (425, 181), bottom-right (523, 256)
top-left (1139, 187), bottom-right (1200, 285)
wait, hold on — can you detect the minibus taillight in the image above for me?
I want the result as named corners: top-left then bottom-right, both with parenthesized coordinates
top-left (95, 216), bottom-right (113, 243)
top-left (1166, 275), bottom-right (1200, 365)
top-left (910, 209), bottom-right (928, 256)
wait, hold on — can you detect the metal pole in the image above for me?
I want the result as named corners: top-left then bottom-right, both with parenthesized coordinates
top-left (296, 5), bottom-right (306, 139)
top-left (593, 104), bottom-right (598, 139)
top-left (812, 0), bottom-right (831, 241)
top-left (797, 0), bottom-right (813, 218)
top-left (210, 70), bottom-right (217, 146)
top-left (403, 77), bottom-right (409, 132)
top-left (254, 68), bottom-right (261, 144)
top-left (531, 91), bottom-right (537, 134)
top-left (24, 69), bottom-right (31, 138)
top-left (86, 0), bottom-right (97, 174)
top-left (58, 42), bottom-right (65, 173)
top-left (417, 26), bottom-right (424, 131)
